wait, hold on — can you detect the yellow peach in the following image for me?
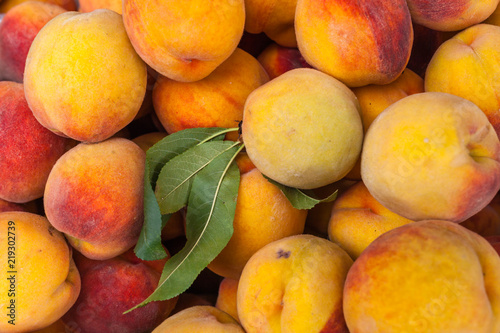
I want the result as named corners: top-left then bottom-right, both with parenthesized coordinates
top-left (242, 68), bottom-right (363, 189)
top-left (24, 9), bottom-right (147, 143)
top-left (0, 212), bottom-right (80, 332)
top-left (328, 181), bottom-right (413, 259)
top-left (153, 305), bottom-right (245, 333)
top-left (153, 48), bottom-right (269, 142)
top-left (343, 220), bottom-right (500, 332)
top-left (216, 278), bottom-right (240, 323)
top-left (361, 92), bottom-right (500, 222)
top-left (123, 0), bottom-right (245, 82)
top-left (207, 168), bottom-right (307, 280)
top-left (425, 24), bottom-right (500, 139)
top-left (237, 234), bottom-right (353, 332)
top-left (295, 0), bottom-right (413, 87)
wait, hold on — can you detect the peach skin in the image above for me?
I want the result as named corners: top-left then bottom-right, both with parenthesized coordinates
top-left (425, 23), bottom-right (500, 139)
top-left (237, 234), bottom-right (353, 332)
top-left (361, 92), bottom-right (500, 223)
top-left (216, 278), bottom-right (240, 323)
top-left (43, 138), bottom-right (145, 260)
top-left (343, 220), bottom-right (500, 332)
top-left (0, 81), bottom-right (74, 203)
top-left (123, 0), bottom-right (245, 82)
top-left (153, 48), bottom-right (269, 142)
top-left (328, 181), bottom-right (414, 259)
top-left (24, 9), bottom-right (147, 143)
top-left (295, 0), bottom-right (413, 87)
top-left (257, 42), bottom-right (312, 79)
top-left (0, 212), bottom-right (80, 332)
top-left (0, 1), bottom-right (66, 82)
top-left (0, 0), bottom-right (75, 13)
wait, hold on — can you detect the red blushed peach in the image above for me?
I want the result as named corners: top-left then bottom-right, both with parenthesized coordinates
top-left (257, 42), bottom-right (312, 79)
top-left (44, 138), bottom-right (145, 260)
top-left (63, 249), bottom-right (177, 333)
top-left (0, 0), bottom-right (75, 13)
top-left (123, 0), bottom-right (245, 82)
top-left (295, 0), bottom-right (413, 87)
top-left (0, 81), bottom-right (74, 203)
top-left (0, 1), bottom-right (66, 83)
top-left (0, 198), bottom-right (27, 213)
top-left (153, 48), bottom-right (269, 142)
top-left (406, 0), bottom-right (499, 31)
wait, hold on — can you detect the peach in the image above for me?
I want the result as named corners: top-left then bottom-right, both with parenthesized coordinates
top-left (216, 278), bottom-right (240, 323)
top-left (345, 68), bottom-right (425, 180)
top-left (425, 24), bottom-right (500, 139)
top-left (0, 1), bottom-right (65, 83)
top-left (242, 68), bottom-right (363, 189)
top-left (161, 210), bottom-right (185, 242)
top-left (295, 0), bottom-right (413, 87)
top-left (237, 234), bottom-right (353, 332)
top-left (328, 181), bottom-right (413, 259)
top-left (152, 305), bottom-right (245, 333)
top-left (257, 42), bottom-right (312, 79)
top-left (0, 212), bottom-right (80, 332)
top-left (131, 131), bottom-right (168, 153)
top-left (24, 9), bottom-right (147, 143)
top-left (460, 203), bottom-right (500, 237)
top-left (44, 138), bottom-right (145, 260)
top-left (0, 81), bottom-right (74, 203)
top-left (123, 0), bottom-right (245, 82)
top-left (406, 0), bottom-right (500, 31)
top-left (78, 0), bottom-right (121, 14)
top-left (485, 2), bottom-right (500, 25)
top-left (31, 319), bottom-right (66, 333)
top-left (0, 0), bottom-right (75, 12)
top-left (343, 220), bottom-right (500, 332)
top-left (361, 92), bottom-right (500, 222)
top-left (207, 168), bottom-right (307, 280)
top-left (0, 198), bottom-right (27, 213)
top-left (153, 48), bottom-right (269, 142)
top-left (62, 249), bottom-right (177, 333)
top-left (244, 0), bottom-right (298, 47)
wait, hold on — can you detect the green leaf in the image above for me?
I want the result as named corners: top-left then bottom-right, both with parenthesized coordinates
top-left (146, 127), bottom-right (236, 185)
top-left (264, 177), bottom-right (338, 210)
top-left (125, 141), bottom-right (242, 313)
top-left (154, 140), bottom-right (240, 215)
top-left (134, 160), bottom-right (168, 261)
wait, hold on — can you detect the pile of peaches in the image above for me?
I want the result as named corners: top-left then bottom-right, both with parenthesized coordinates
top-left (1, 0), bottom-right (500, 332)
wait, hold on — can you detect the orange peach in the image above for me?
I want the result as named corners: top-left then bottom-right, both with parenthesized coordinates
top-left (0, 212), bottom-right (80, 332)
top-left (78, 0), bottom-right (121, 14)
top-left (343, 220), bottom-right (500, 332)
top-left (153, 48), bottom-right (269, 142)
top-left (237, 234), bottom-right (353, 332)
top-left (44, 138), bottom-right (145, 260)
top-left (207, 168), bottom-right (307, 280)
top-left (0, 81), bottom-right (74, 203)
top-left (257, 42), bottom-right (312, 79)
top-left (153, 306), bottom-right (245, 333)
top-left (425, 24), bottom-right (500, 139)
top-left (216, 278), bottom-right (240, 323)
top-left (0, 1), bottom-right (66, 82)
top-left (295, 0), bottom-right (413, 87)
top-left (24, 9), bottom-right (147, 143)
top-left (406, 0), bottom-right (499, 31)
top-left (123, 0), bottom-right (245, 82)
top-left (0, 0), bottom-right (75, 12)
top-left (361, 92), bottom-right (500, 222)
top-left (328, 181), bottom-right (414, 259)
top-left (244, 0), bottom-right (298, 47)
top-left (63, 249), bottom-right (177, 333)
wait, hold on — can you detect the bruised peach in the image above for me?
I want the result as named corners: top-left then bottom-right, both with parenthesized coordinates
top-left (44, 138), bottom-right (145, 260)
top-left (153, 48), bottom-right (269, 142)
top-left (0, 1), bottom-right (66, 82)
top-left (0, 81), bottom-right (73, 203)
top-left (123, 0), bottom-right (245, 82)
top-left (295, 0), bottom-right (413, 87)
